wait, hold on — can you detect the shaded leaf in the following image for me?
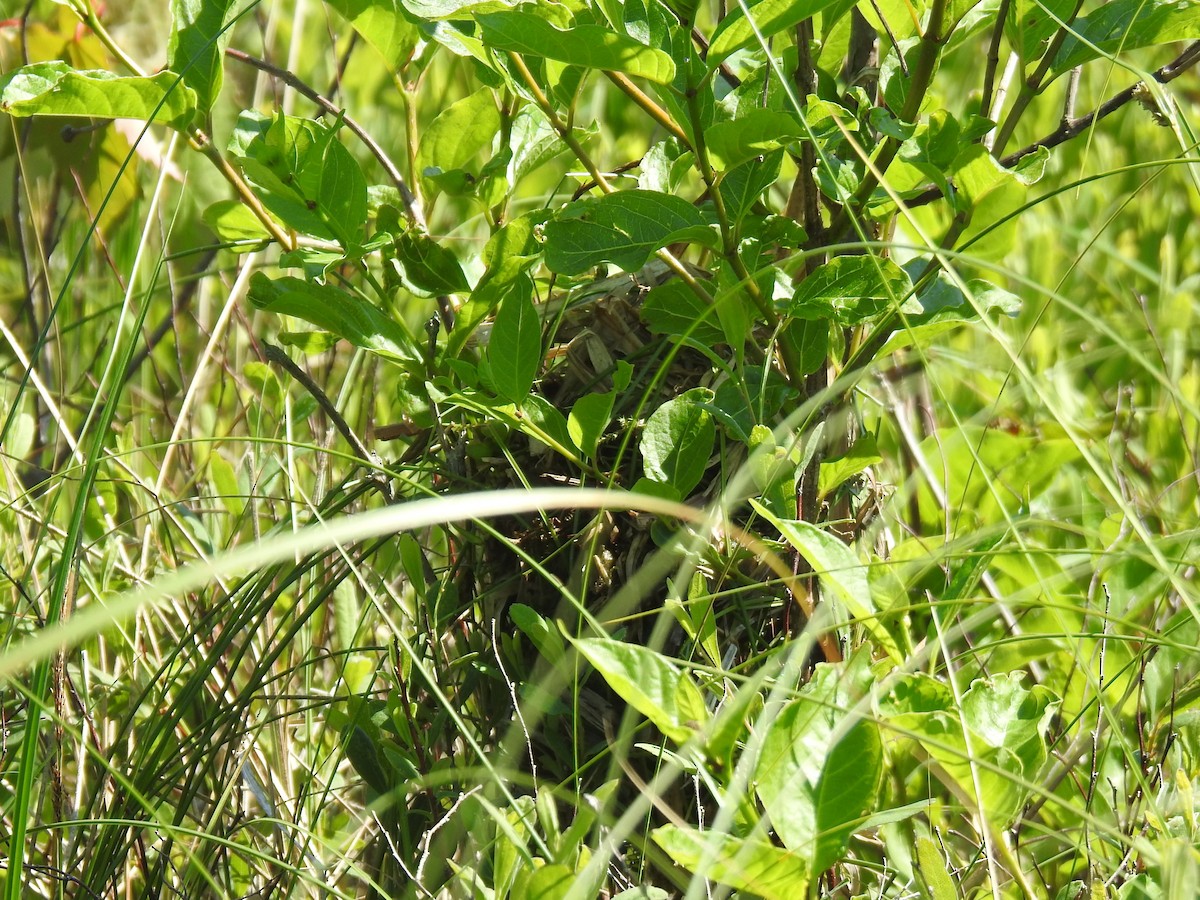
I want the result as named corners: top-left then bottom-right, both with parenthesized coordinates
top-left (395, 232), bottom-right (471, 295)
top-left (0, 62), bottom-right (197, 129)
top-left (489, 280), bottom-right (542, 402)
top-left (247, 273), bottom-right (414, 360)
top-left (789, 256), bottom-right (912, 324)
top-left (544, 190), bottom-right (716, 275)
top-left (642, 280), bottom-right (725, 345)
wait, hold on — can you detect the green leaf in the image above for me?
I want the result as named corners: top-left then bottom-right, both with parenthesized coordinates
top-left (572, 637), bottom-right (708, 745)
top-left (202, 199), bottom-right (271, 246)
top-left (568, 391), bottom-right (615, 459)
top-left (916, 837), bottom-right (958, 900)
top-left (476, 10), bottom-right (676, 84)
top-left (756, 678), bottom-right (882, 871)
top-left (750, 500), bottom-right (902, 663)
top-left (880, 673), bottom-right (1058, 826)
top-left (1054, 0), bottom-right (1200, 73)
top-left (324, 0), bottom-right (419, 67)
top-left (513, 862), bottom-right (574, 900)
top-left (544, 190), bottom-right (716, 275)
top-left (230, 112), bottom-right (356, 241)
top-left (708, 0), bottom-right (843, 66)
top-left (415, 88), bottom-right (502, 196)
top-left (319, 137), bottom-right (369, 250)
top-left (641, 280), bottom-right (725, 346)
top-left (705, 110), bottom-right (805, 171)
top-left (510, 603), bottom-right (566, 665)
top-left (169, 0), bottom-right (236, 116)
top-left (652, 825), bottom-right (811, 900)
top-left (488, 278), bottom-right (542, 403)
top-left (247, 273), bottom-right (414, 361)
top-left (0, 62), bottom-right (197, 130)
top-left (640, 391), bottom-right (716, 498)
top-left (789, 256), bottom-right (912, 324)
top-left (949, 145), bottom-right (1026, 259)
top-left (394, 233), bottom-right (471, 295)
top-left (818, 434), bottom-right (882, 499)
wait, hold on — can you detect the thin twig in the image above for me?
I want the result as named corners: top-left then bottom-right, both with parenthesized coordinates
top-left (262, 342), bottom-right (393, 501)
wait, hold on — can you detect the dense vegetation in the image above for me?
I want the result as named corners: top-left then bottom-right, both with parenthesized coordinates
top-left (2, 0), bottom-right (1199, 896)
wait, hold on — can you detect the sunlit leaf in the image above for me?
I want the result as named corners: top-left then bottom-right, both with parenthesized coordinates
top-left (169, 0), bottom-right (236, 116)
top-left (0, 62), bottom-right (196, 129)
top-left (488, 279), bottom-right (542, 402)
top-left (652, 825), bottom-right (811, 899)
top-left (477, 10), bottom-right (676, 84)
top-left (572, 637), bottom-right (708, 746)
top-left (709, 0), bottom-right (844, 66)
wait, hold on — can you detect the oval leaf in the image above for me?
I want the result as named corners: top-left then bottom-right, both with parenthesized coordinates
top-left (572, 636), bottom-right (708, 746)
top-left (488, 279), bottom-right (542, 402)
top-left (247, 273), bottom-right (414, 360)
top-left (640, 393), bottom-right (715, 498)
top-left (709, 0), bottom-right (843, 66)
top-left (0, 62), bottom-right (197, 130)
top-left (544, 190), bottom-right (716, 275)
top-left (476, 11), bottom-right (676, 84)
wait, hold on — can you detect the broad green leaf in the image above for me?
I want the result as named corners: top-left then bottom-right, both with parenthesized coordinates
top-left (1006, 0), bottom-right (1077, 61)
top-left (708, 0), bottom-right (843, 66)
top-left (818, 434), bottom-right (882, 499)
top-left (913, 426), bottom-right (1078, 528)
top-left (513, 862), bottom-right (574, 900)
top-left (949, 145), bottom-right (1026, 259)
top-left (0, 62), bottom-right (197, 130)
top-left (229, 112), bottom-right (348, 241)
top-left (750, 500), bottom-right (902, 662)
top-left (641, 280), bottom-right (725, 346)
top-left (652, 825), bottom-right (810, 899)
top-left (756, 684), bottom-right (883, 871)
top-left (169, 0), bottom-right (236, 116)
top-left (789, 256), bottom-right (912, 324)
top-left (717, 151), bottom-right (783, 226)
top-left (324, 0), bottom-right (419, 67)
top-left (568, 391), bottom-right (615, 459)
top-left (202, 199), bottom-right (272, 246)
top-left (489, 279), bottom-right (542, 403)
top-left (572, 637), bottom-right (708, 745)
top-left (879, 673), bottom-right (1059, 826)
top-left (394, 233), bottom-right (471, 295)
top-left (510, 603), bottom-right (566, 665)
top-left (415, 88), bottom-right (502, 195)
top-left (640, 391), bottom-right (716, 498)
top-left (247, 273), bottom-right (414, 360)
top-left (208, 451), bottom-right (245, 519)
top-left (705, 110), bottom-right (805, 170)
top-left (476, 11), bottom-right (676, 84)
top-left (1054, 0), bottom-right (1200, 73)
top-left (916, 837), bottom-right (958, 900)
top-left (544, 190), bottom-right (716, 275)
top-left (319, 137), bottom-right (369, 250)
